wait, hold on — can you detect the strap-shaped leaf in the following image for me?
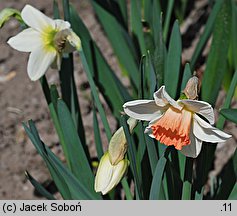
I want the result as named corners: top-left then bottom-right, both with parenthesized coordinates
top-left (164, 20), bottom-right (182, 98)
top-left (92, 0), bottom-right (139, 88)
top-left (201, 0), bottom-right (231, 105)
top-left (57, 99), bottom-right (98, 197)
top-left (23, 121), bottom-right (100, 199)
top-left (25, 171), bottom-right (56, 200)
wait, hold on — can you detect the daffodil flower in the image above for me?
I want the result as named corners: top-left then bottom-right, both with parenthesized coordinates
top-left (7, 5), bottom-right (81, 81)
top-left (123, 85), bottom-right (231, 158)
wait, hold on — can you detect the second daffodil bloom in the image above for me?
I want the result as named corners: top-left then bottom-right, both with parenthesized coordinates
top-left (123, 85), bottom-right (231, 158)
top-left (94, 118), bottom-right (137, 195)
top-left (7, 5), bottom-right (81, 81)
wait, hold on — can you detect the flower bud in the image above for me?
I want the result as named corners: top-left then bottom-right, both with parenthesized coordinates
top-left (94, 152), bottom-right (129, 195)
top-left (108, 118), bottom-right (137, 165)
top-left (183, 76), bottom-right (199, 100)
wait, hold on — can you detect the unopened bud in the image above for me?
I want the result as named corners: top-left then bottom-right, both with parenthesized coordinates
top-left (94, 152), bottom-right (129, 195)
top-left (108, 118), bottom-right (137, 165)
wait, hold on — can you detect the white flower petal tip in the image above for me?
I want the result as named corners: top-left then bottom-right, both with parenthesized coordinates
top-left (94, 152), bottom-right (129, 195)
top-left (123, 100), bottom-right (164, 121)
top-left (21, 4), bottom-right (54, 30)
top-left (193, 115), bottom-right (232, 143)
top-left (7, 28), bottom-right (41, 52)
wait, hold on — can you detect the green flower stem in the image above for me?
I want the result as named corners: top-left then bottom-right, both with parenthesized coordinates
top-left (78, 49), bottom-right (112, 141)
top-left (39, 76), bottom-right (71, 170)
top-left (121, 178), bottom-right (133, 200)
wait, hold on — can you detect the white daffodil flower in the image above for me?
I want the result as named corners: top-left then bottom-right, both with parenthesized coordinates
top-left (123, 85), bottom-right (231, 158)
top-left (7, 4), bottom-right (81, 81)
top-left (94, 152), bottom-right (129, 195)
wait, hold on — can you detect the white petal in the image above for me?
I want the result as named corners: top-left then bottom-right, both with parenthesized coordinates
top-left (54, 19), bottom-right (71, 31)
top-left (180, 130), bottom-right (203, 158)
top-left (21, 5), bottom-right (54, 31)
top-left (101, 159), bottom-right (128, 195)
top-left (179, 99), bottom-right (215, 124)
top-left (7, 28), bottom-right (42, 52)
top-left (123, 100), bottom-right (164, 121)
top-left (27, 47), bottom-right (56, 81)
top-left (154, 85), bottom-right (183, 110)
top-left (94, 153), bottom-right (113, 193)
top-left (193, 114), bottom-right (232, 143)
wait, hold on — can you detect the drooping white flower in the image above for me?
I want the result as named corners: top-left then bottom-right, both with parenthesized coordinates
top-left (123, 85), bottom-right (231, 158)
top-left (7, 4), bottom-right (81, 81)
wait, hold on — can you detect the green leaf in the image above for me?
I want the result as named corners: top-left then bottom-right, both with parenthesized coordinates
top-left (151, 0), bottom-right (161, 46)
top-left (164, 20), bottom-right (182, 98)
top-left (131, 0), bottom-right (146, 54)
top-left (50, 84), bottom-right (59, 111)
top-left (217, 70), bottom-right (237, 128)
top-left (215, 149), bottom-right (237, 199)
top-left (181, 158), bottom-right (193, 200)
top-left (0, 8), bottom-right (22, 28)
top-left (115, 0), bottom-right (128, 28)
top-left (70, 5), bottom-right (131, 119)
top-left (146, 51), bottom-right (157, 98)
top-left (121, 115), bottom-right (143, 199)
top-left (25, 171), bottom-right (55, 200)
top-left (190, 0), bottom-right (223, 69)
top-left (228, 183), bottom-right (237, 200)
top-left (92, 0), bottom-right (139, 88)
top-left (165, 152), bottom-right (183, 199)
top-left (201, 0), bottom-right (231, 105)
top-left (79, 50), bottom-right (112, 141)
top-left (92, 99), bottom-right (104, 160)
top-left (153, 13), bottom-right (166, 87)
top-left (149, 150), bottom-right (168, 200)
top-left (194, 144), bottom-right (216, 200)
top-left (57, 99), bottom-right (97, 196)
top-left (163, 0), bottom-right (174, 43)
top-left (23, 122), bottom-right (71, 199)
top-left (23, 121), bottom-right (100, 200)
top-left (142, 125), bottom-right (158, 175)
top-left (53, 0), bottom-right (60, 19)
top-left (220, 109), bottom-right (237, 124)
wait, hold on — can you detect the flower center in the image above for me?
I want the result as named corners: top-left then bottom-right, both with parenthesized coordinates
top-left (41, 26), bottom-right (58, 52)
top-left (53, 29), bottom-right (71, 52)
top-left (151, 106), bottom-right (192, 150)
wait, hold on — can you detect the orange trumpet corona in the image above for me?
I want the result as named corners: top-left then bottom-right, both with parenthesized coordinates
top-left (151, 107), bottom-right (192, 150)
